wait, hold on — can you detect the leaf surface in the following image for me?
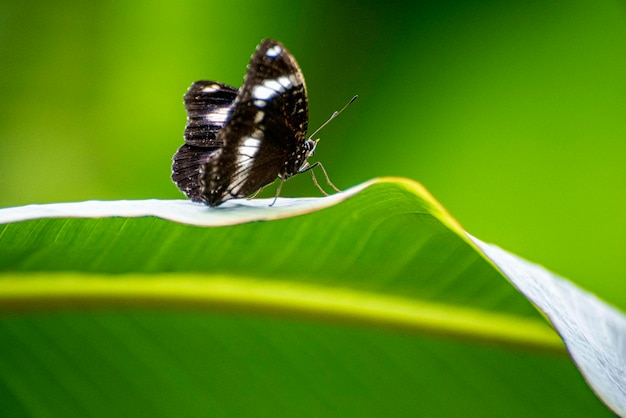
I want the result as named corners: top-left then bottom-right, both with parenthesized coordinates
top-left (0, 178), bottom-right (621, 417)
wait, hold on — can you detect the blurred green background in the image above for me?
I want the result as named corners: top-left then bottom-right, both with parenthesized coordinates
top-left (1, 1), bottom-right (624, 306)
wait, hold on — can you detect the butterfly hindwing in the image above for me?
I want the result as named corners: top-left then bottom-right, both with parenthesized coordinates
top-left (183, 81), bottom-right (238, 147)
top-left (171, 81), bottom-right (238, 201)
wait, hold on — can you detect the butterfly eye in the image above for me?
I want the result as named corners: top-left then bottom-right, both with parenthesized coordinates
top-left (304, 139), bottom-right (317, 156)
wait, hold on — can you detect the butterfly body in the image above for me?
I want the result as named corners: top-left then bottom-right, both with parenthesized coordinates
top-left (172, 39), bottom-right (316, 207)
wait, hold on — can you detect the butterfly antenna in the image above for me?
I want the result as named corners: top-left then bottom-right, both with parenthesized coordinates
top-left (307, 95), bottom-right (358, 140)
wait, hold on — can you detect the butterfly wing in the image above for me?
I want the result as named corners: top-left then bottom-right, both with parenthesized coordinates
top-left (171, 81), bottom-right (238, 201)
top-left (205, 39), bottom-right (309, 206)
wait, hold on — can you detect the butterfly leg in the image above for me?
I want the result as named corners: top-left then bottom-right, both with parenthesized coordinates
top-left (270, 178), bottom-right (286, 206)
top-left (304, 162), bottom-right (341, 195)
top-left (308, 165), bottom-right (329, 196)
top-left (316, 161), bottom-right (341, 192)
top-left (247, 182), bottom-right (271, 200)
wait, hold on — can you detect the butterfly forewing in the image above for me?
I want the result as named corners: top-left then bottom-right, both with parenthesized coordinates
top-left (171, 81), bottom-right (238, 201)
top-left (205, 39), bottom-right (310, 206)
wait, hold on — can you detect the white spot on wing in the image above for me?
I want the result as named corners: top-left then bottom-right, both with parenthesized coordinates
top-left (252, 85), bottom-right (277, 101)
top-left (277, 76), bottom-right (293, 89)
top-left (240, 137), bottom-right (261, 156)
top-left (205, 106), bottom-right (230, 124)
top-left (263, 79), bottom-right (283, 92)
top-left (201, 84), bottom-right (221, 93)
top-left (236, 136), bottom-right (261, 171)
top-left (226, 135), bottom-right (263, 197)
top-left (266, 45), bottom-right (282, 58)
top-left (252, 76), bottom-right (299, 106)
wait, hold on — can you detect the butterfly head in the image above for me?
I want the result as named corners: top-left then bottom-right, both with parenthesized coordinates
top-left (298, 139), bottom-right (318, 174)
top-left (276, 138), bottom-right (316, 181)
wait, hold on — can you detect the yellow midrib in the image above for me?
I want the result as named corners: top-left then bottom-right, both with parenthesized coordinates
top-left (0, 273), bottom-right (565, 354)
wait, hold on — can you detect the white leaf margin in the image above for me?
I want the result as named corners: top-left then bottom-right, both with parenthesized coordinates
top-left (0, 181), bottom-right (374, 227)
top-left (470, 235), bottom-right (626, 417)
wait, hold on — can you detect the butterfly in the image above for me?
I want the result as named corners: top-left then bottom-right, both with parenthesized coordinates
top-left (172, 38), bottom-right (343, 207)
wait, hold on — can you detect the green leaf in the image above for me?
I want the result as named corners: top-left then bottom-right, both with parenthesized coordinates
top-left (0, 178), bottom-right (621, 417)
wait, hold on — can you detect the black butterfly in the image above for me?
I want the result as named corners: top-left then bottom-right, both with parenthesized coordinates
top-left (172, 39), bottom-right (339, 207)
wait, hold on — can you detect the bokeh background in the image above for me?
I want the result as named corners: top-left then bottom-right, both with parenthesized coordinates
top-left (1, 1), bottom-right (624, 306)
